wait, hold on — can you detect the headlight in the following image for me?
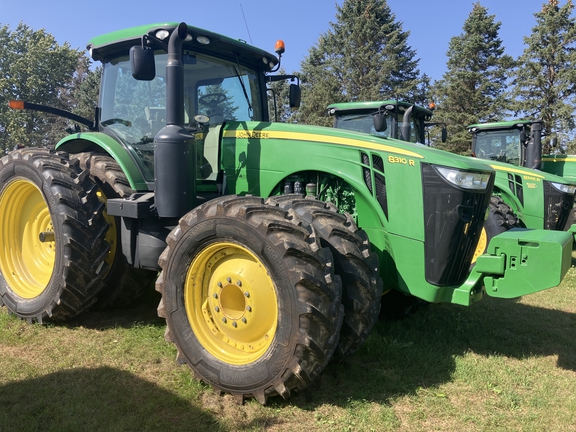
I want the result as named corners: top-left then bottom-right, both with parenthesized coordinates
top-left (435, 166), bottom-right (491, 190)
top-left (550, 181), bottom-right (576, 195)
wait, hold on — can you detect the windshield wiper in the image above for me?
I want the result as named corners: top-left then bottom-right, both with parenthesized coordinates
top-left (233, 55), bottom-right (253, 118)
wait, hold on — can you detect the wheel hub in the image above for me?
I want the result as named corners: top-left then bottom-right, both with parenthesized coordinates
top-left (185, 242), bottom-right (278, 365)
top-left (0, 178), bottom-right (56, 298)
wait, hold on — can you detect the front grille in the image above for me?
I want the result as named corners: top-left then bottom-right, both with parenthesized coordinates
top-left (543, 181), bottom-right (574, 230)
top-left (422, 163), bottom-right (494, 286)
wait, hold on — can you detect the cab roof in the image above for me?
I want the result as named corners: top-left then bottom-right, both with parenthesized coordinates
top-left (87, 22), bottom-right (279, 71)
top-left (327, 100), bottom-right (434, 118)
top-left (468, 119), bottom-right (540, 131)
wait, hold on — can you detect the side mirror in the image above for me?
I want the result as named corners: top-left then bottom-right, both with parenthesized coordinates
top-left (373, 112), bottom-right (387, 132)
top-left (441, 127), bottom-right (447, 143)
top-left (551, 137), bottom-right (558, 147)
top-left (289, 84), bottom-right (301, 108)
top-left (520, 130), bottom-right (526, 144)
top-left (130, 46), bottom-right (155, 81)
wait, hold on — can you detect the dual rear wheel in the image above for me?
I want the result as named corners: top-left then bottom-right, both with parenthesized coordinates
top-left (156, 195), bottom-right (348, 404)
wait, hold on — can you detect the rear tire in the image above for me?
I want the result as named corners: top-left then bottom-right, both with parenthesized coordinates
top-left (156, 195), bottom-right (344, 404)
top-left (266, 195), bottom-right (382, 356)
top-left (0, 148), bottom-right (110, 322)
top-left (72, 153), bottom-right (157, 308)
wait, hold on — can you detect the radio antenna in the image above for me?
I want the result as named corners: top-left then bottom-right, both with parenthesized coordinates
top-left (240, 4), bottom-right (253, 44)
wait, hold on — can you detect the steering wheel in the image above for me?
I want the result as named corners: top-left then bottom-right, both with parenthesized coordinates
top-left (101, 118), bottom-right (132, 127)
top-left (199, 93), bottom-right (227, 106)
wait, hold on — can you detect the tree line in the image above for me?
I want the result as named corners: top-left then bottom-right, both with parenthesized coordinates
top-left (294, 0), bottom-right (576, 155)
top-left (1, 0), bottom-right (576, 156)
top-left (0, 23), bottom-right (99, 154)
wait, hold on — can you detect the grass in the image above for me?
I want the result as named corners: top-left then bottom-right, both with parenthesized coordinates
top-left (2, 268), bottom-right (576, 432)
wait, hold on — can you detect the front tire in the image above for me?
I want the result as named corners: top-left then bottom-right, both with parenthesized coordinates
top-left (0, 149), bottom-right (110, 322)
top-left (156, 195), bottom-right (344, 404)
top-left (472, 195), bottom-right (520, 263)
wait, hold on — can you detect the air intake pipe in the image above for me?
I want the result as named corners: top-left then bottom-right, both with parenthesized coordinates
top-left (400, 105), bottom-right (413, 142)
top-left (527, 121), bottom-right (542, 170)
top-left (154, 22), bottom-right (197, 218)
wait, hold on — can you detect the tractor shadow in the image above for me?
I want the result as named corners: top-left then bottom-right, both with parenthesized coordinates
top-left (0, 367), bottom-right (222, 431)
top-left (55, 277), bottom-right (576, 410)
top-left (281, 295), bottom-right (576, 409)
top-left (66, 286), bottom-right (165, 330)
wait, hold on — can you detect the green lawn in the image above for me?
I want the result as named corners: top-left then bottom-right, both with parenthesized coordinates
top-left (2, 268), bottom-right (576, 431)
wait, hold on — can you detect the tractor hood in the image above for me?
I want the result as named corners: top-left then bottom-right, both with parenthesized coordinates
top-left (244, 121), bottom-right (497, 174)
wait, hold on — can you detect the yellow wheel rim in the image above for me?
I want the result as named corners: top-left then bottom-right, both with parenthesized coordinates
top-left (0, 179), bottom-right (56, 298)
top-left (95, 189), bottom-right (117, 272)
top-left (471, 227), bottom-right (488, 264)
top-left (185, 242), bottom-right (278, 365)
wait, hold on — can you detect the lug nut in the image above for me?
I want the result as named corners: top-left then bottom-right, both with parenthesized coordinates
top-left (222, 317), bottom-right (227, 323)
top-left (244, 291), bottom-right (250, 298)
top-left (241, 317), bottom-right (247, 324)
top-left (246, 306), bottom-right (252, 312)
top-left (227, 277), bottom-right (232, 283)
top-left (232, 322), bottom-right (237, 328)
top-left (237, 280), bottom-right (242, 287)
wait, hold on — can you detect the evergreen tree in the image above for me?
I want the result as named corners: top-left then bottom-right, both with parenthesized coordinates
top-left (432, 3), bottom-right (514, 154)
top-left (512, 0), bottom-right (576, 153)
top-left (70, 59), bottom-right (101, 122)
top-left (297, 0), bottom-right (422, 127)
top-left (0, 22), bottom-right (82, 152)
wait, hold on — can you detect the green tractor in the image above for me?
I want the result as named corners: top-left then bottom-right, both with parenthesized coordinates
top-left (542, 153), bottom-right (576, 181)
top-left (328, 102), bottom-right (576, 256)
top-left (327, 100), bottom-right (447, 145)
top-left (468, 120), bottom-right (576, 251)
top-left (1, 22), bottom-right (574, 404)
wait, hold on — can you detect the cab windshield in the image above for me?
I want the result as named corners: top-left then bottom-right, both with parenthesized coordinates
top-left (99, 51), bottom-right (263, 181)
top-left (474, 129), bottom-right (521, 166)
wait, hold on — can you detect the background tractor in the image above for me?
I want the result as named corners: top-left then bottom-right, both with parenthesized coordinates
top-left (1, 22), bottom-right (574, 405)
top-left (469, 119), bottom-right (576, 184)
top-left (468, 120), bottom-right (576, 253)
top-left (327, 100), bottom-right (447, 146)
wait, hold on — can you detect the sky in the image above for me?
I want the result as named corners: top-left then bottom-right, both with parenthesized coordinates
top-left (0, 0), bottom-right (568, 83)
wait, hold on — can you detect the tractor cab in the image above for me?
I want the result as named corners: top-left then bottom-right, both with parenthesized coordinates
top-left (96, 32), bottom-right (270, 186)
top-left (327, 100), bottom-right (445, 145)
top-left (468, 120), bottom-right (542, 169)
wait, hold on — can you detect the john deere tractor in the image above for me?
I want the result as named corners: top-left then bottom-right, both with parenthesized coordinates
top-left (1, 22), bottom-right (574, 404)
top-left (468, 120), bottom-right (576, 251)
top-left (329, 102), bottom-right (576, 257)
top-left (498, 119), bottom-right (576, 183)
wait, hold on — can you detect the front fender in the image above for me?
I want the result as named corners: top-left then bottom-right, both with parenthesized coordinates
top-left (56, 132), bottom-right (150, 191)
